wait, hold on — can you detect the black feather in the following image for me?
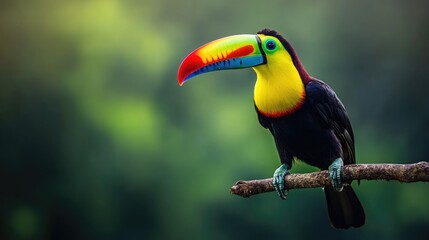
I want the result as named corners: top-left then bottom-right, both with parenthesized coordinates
top-left (306, 79), bottom-right (356, 165)
top-left (324, 185), bottom-right (365, 229)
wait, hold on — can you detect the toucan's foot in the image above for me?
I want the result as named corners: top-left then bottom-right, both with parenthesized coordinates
top-left (329, 157), bottom-right (344, 192)
top-left (273, 163), bottom-right (290, 200)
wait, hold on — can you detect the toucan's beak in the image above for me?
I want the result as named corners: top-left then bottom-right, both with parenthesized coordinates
top-left (178, 34), bottom-right (266, 86)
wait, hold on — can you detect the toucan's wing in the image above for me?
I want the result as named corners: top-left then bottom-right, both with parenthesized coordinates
top-left (306, 79), bottom-right (355, 164)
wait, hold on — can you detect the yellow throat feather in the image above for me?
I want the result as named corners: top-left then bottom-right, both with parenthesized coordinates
top-left (253, 39), bottom-right (306, 118)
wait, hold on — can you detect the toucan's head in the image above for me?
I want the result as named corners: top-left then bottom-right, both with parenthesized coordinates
top-left (178, 29), bottom-right (311, 117)
top-left (178, 29), bottom-right (310, 86)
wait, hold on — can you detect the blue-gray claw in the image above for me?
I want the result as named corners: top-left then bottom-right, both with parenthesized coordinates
top-left (329, 157), bottom-right (344, 192)
top-left (273, 163), bottom-right (290, 200)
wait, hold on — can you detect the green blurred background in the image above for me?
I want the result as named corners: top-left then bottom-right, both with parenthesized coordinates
top-left (1, 0), bottom-right (428, 239)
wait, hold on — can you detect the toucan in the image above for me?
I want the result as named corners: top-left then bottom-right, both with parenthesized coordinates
top-left (177, 29), bottom-right (365, 229)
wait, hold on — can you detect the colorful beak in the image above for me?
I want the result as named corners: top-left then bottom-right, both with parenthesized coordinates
top-left (177, 34), bottom-right (266, 86)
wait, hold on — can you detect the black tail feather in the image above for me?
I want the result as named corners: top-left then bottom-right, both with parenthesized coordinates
top-left (324, 185), bottom-right (365, 229)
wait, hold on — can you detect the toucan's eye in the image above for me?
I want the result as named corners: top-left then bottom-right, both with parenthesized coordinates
top-left (265, 40), bottom-right (277, 51)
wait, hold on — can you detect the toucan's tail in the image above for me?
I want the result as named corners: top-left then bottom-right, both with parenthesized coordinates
top-left (324, 185), bottom-right (365, 229)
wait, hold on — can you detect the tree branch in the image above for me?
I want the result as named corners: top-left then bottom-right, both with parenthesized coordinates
top-left (230, 162), bottom-right (429, 198)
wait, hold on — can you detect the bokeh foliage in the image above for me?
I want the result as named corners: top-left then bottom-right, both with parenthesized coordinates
top-left (1, 0), bottom-right (428, 239)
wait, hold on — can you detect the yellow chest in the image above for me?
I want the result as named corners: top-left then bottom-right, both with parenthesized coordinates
top-left (253, 59), bottom-right (305, 118)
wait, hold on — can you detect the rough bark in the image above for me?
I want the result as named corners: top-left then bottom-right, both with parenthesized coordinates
top-left (230, 162), bottom-right (429, 198)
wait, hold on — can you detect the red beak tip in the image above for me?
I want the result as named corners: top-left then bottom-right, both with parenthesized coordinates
top-left (178, 78), bottom-right (185, 86)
